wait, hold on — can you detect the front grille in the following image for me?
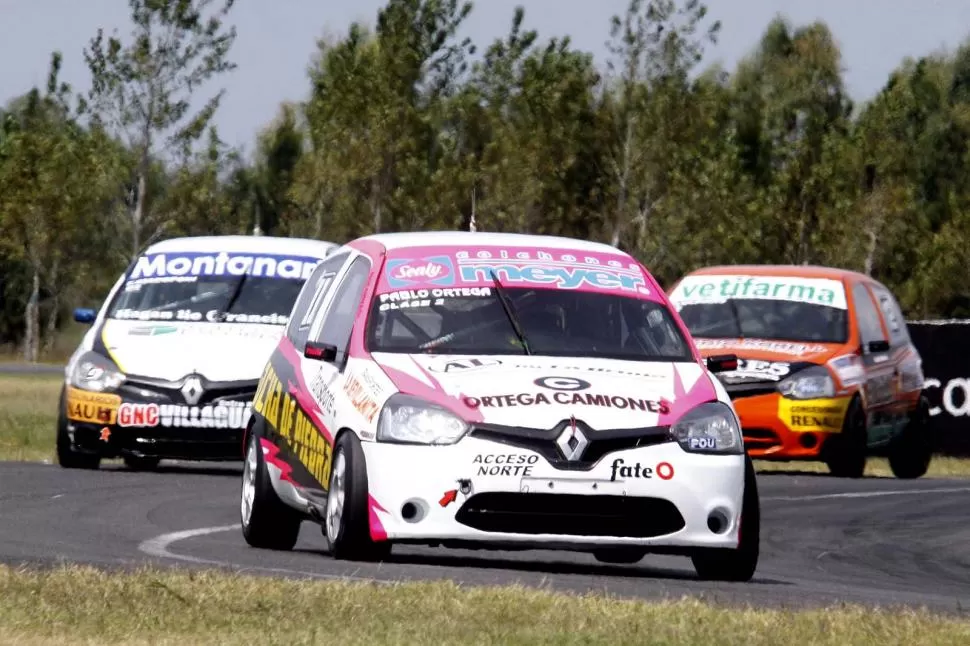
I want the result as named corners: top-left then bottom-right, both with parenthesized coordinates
top-left (469, 420), bottom-right (672, 471)
top-left (722, 381), bottom-right (778, 399)
top-left (454, 492), bottom-right (685, 538)
top-left (121, 376), bottom-right (259, 406)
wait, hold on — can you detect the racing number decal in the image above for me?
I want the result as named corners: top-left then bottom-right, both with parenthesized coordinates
top-left (253, 362), bottom-right (333, 488)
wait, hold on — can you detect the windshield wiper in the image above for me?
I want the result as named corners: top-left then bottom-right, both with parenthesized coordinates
top-left (489, 270), bottom-right (532, 355)
top-left (214, 272), bottom-right (250, 322)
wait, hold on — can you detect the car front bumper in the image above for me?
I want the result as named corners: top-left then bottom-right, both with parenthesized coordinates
top-left (733, 393), bottom-right (851, 459)
top-left (361, 437), bottom-right (745, 550)
top-left (62, 383), bottom-right (253, 461)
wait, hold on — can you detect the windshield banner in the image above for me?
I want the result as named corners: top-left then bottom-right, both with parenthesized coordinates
top-left (378, 245), bottom-right (659, 300)
top-left (129, 252), bottom-right (323, 283)
top-left (670, 275), bottom-right (848, 310)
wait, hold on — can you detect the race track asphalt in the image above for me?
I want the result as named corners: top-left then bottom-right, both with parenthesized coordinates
top-left (2, 460), bottom-right (970, 614)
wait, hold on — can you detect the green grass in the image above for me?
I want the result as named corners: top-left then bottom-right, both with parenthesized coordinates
top-left (0, 564), bottom-right (968, 646)
top-left (0, 374), bottom-right (63, 462)
top-left (0, 324), bottom-right (87, 365)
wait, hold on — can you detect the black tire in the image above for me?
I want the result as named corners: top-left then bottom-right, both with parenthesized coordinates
top-left (887, 396), bottom-right (933, 479)
top-left (240, 431), bottom-right (302, 550)
top-left (55, 387), bottom-right (101, 470)
top-left (822, 396), bottom-right (867, 478)
top-left (691, 455), bottom-right (760, 582)
top-left (593, 547), bottom-right (648, 564)
top-left (324, 432), bottom-right (391, 562)
top-left (123, 455), bottom-right (161, 471)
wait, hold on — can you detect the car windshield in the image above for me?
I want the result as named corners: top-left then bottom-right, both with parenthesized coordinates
top-left (105, 250), bottom-right (324, 325)
top-left (366, 287), bottom-right (693, 362)
top-left (669, 274), bottom-right (849, 344)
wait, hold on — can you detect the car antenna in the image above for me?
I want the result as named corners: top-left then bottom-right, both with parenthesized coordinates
top-left (489, 270), bottom-right (531, 355)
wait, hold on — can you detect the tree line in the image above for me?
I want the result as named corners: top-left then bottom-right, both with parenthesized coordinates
top-left (2, 0), bottom-right (969, 360)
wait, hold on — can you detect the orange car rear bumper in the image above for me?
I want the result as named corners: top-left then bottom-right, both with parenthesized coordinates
top-left (733, 394), bottom-right (852, 459)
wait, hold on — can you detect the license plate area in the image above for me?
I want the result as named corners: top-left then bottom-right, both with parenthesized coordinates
top-left (518, 476), bottom-right (622, 495)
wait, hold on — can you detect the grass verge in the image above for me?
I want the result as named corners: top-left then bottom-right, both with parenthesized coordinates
top-left (0, 374), bottom-right (63, 462)
top-left (0, 564), bottom-right (969, 646)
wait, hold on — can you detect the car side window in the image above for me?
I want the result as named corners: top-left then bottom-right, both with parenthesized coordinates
top-left (286, 253), bottom-right (347, 352)
top-left (851, 282), bottom-right (887, 352)
top-left (871, 283), bottom-right (910, 348)
top-left (313, 256), bottom-right (372, 362)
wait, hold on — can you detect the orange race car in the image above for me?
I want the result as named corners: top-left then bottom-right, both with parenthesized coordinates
top-left (667, 265), bottom-right (934, 479)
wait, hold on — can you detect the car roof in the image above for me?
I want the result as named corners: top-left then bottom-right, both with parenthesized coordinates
top-left (680, 264), bottom-right (873, 284)
top-left (354, 230), bottom-right (630, 256)
top-left (143, 235), bottom-right (338, 258)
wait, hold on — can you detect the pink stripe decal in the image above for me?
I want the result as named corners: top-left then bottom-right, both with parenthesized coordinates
top-left (260, 437), bottom-right (296, 485)
top-left (368, 495), bottom-right (388, 542)
top-left (377, 245), bottom-right (662, 301)
top-left (658, 365), bottom-right (717, 426)
top-left (277, 336), bottom-right (334, 445)
top-left (374, 359), bottom-right (484, 423)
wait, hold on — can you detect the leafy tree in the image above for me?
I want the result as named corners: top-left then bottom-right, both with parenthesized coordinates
top-left (84, 0), bottom-right (238, 259)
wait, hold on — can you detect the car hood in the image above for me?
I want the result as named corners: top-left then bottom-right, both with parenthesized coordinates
top-left (100, 319), bottom-right (286, 382)
top-left (369, 353), bottom-right (717, 429)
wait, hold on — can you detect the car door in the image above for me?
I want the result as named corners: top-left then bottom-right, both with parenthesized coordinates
top-left (262, 251), bottom-right (349, 498)
top-left (868, 281), bottom-right (923, 429)
top-left (299, 254), bottom-right (373, 497)
top-left (850, 280), bottom-right (896, 445)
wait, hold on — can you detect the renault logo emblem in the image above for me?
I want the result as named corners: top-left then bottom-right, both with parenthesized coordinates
top-left (555, 415), bottom-right (588, 461)
top-left (181, 375), bottom-right (204, 406)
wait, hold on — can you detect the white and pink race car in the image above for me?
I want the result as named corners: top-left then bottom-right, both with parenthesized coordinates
top-left (240, 231), bottom-right (759, 581)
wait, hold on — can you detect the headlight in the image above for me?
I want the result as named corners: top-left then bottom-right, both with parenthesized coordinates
top-left (670, 401), bottom-right (743, 455)
top-left (777, 366), bottom-right (835, 400)
top-left (69, 351), bottom-right (125, 392)
top-left (376, 394), bottom-right (470, 445)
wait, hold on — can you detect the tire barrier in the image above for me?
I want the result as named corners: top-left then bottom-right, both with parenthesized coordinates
top-left (909, 320), bottom-right (970, 456)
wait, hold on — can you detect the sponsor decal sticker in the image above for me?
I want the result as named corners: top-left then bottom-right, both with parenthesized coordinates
top-left (534, 376), bottom-right (591, 391)
top-left (126, 323), bottom-right (283, 338)
top-left (130, 251), bottom-right (322, 281)
top-left (309, 369), bottom-right (336, 418)
top-left (253, 364), bottom-right (333, 487)
top-left (688, 436), bottom-right (718, 450)
top-left (777, 397), bottom-right (850, 432)
top-left (113, 308), bottom-right (291, 325)
top-left (65, 388), bottom-right (121, 425)
top-left (117, 401), bottom-right (251, 429)
top-left (718, 359), bottom-right (791, 383)
top-left (378, 286), bottom-right (492, 311)
top-left (455, 249), bottom-right (648, 295)
top-left (472, 453), bottom-right (539, 477)
top-left (694, 338), bottom-right (829, 357)
top-left (609, 458), bottom-right (674, 481)
top-left (343, 375), bottom-right (380, 422)
top-left (670, 274), bottom-right (848, 310)
top-left (427, 357), bottom-right (502, 373)
top-left (463, 391), bottom-right (670, 413)
top-left (385, 256), bottom-right (456, 288)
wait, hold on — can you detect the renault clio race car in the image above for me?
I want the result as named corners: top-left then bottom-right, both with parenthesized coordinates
top-left (240, 231), bottom-right (760, 581)
top-left (58, 235), bottom-right (337, 470)
top-left (667, 265), bottom-right (934, 479)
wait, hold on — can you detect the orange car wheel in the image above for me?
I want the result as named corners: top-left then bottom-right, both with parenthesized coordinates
top-left (821, 396), bottom-right (867, 478)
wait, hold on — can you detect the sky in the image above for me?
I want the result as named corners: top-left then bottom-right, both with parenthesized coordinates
top-left (3, 0), bottom-right (970, 156)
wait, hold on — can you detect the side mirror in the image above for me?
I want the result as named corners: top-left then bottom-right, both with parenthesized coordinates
top-left (706, 353), bottom-right (738, 373)
top-left (304, 341), bottom-right (337, 362)
top-left (73, 308), bottom-right (96, 324)
top-left (867, 340), bottom-right (890, 354)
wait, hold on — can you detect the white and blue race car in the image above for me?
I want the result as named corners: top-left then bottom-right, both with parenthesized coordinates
top-left (58, 235), bottom-right (337, 470)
